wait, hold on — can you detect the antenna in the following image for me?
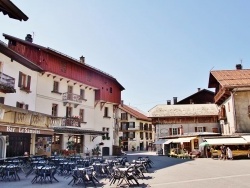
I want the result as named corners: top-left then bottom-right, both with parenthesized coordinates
top-left (210, 66), bottom-right (214, 72)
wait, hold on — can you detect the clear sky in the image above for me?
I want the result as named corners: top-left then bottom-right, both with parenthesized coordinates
top-left (1, 1), bottom-right (250, 112)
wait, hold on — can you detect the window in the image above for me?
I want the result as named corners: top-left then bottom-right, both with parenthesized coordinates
top-left (121, 113), bottom-right (127, 120)
top-left (121, 123), bottom-right (127, 130)
top-left (79, 109), bottom-right (85, 122)
top-left (104, 107), bottom-right (109, 117)
top-left (129, 132), bottom-right (135, 139)
top-left (18, 71), bottom-right (31, 91)
top-left (195, 127), bottom-right (206, 132)
top-left (110, 87), bottom-right (113, 93)
top-left (172, 128), bottom-right (178, 135)
top-left (80, 89), bottom-right (85, 100)
top-left (52, 104), bottom-right (58, 116)
top-left (140, 123), bottom-right (143, 130)
top-left (212, 128), bottom-right (219, 133)
top-left (16, 102), bottom-right (28, 109)
top-left (140, 132), bottom-right (143, 139)
top-left (52, 134), bottom-right (61, 144)
top-left (53, 81), bottom-right (59, 92)
top-left (128, 122), bottom-right (135, 128)
top-left (66, 106), bottom-right (72, 117)
top-left (68, 85), bottom-right (73, 93)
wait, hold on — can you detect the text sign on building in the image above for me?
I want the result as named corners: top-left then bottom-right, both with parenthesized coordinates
top-left (6, 126), bottom-right (41, 134)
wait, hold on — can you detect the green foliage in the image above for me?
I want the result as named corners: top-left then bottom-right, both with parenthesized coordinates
top-left (92, 145), bottom-right (101, 156)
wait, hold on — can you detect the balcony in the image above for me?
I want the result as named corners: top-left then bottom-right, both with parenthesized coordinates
top-left (128, 126), bottom-right (139, 131)
top-left (214, 87), bottom-right (231, 105)
top-left (0, 72), bottom-right (15, 93)
top-left (122, 137), bottom-right (128, 141)
top-left (62, 92), bottom-right (82, 107)
top-left (61, 117), bottom-right (81, 127)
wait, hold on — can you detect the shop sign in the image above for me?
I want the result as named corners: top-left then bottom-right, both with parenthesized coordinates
top-left (6, 126), bottom-right (41, 134)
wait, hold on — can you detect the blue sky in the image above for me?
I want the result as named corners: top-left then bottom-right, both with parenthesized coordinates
top-left (1, 1), bottom-right (250, 112)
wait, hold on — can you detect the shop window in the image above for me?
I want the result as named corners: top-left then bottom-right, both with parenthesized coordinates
top-left (52, 134), bottom-right (61, 144)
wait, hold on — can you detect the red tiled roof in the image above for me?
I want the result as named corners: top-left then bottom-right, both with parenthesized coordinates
top-left (209, 69), bottom-right (250, 88)
top-left (119, 104), bottom-right (151, 121)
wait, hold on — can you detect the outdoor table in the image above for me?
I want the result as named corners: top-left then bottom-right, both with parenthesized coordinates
top-left (0, 164), bottom-right (20, 181)
top-left (31, 165), bottom-right (58, 184)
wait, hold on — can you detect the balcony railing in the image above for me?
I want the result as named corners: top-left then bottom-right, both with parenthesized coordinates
top-left (0, 72), bottom-right (15, 93)
top-left (61, 117), bottom-right (81, 127)
top-left (128, 126), bottom-right (139, 130)
top-left (62, 92), bottom-right (82, 106)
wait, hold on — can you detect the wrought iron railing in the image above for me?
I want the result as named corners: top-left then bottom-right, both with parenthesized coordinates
top-left (0, 72), bottom-right (15, 87)
top-left (61, 117), bottom-right (81, 127)
top-left (62, 92), bottom-right (82, 103)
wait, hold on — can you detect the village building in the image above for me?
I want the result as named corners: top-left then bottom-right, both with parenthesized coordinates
top-left (0, 33), bottom-right (124, 158)
top-left (149, 90), bottom-right (220, 156)
top-left (208, 64), bottom-right (250, 144)
top-left (118, 102), bottom-right (154, 152)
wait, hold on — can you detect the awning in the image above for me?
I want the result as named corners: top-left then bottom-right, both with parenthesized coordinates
top-left (53, 126), bottom-right (107, 135)
top-left (153, 139), bottom-right (166, 145)
top-left (242, 135), bottom-right (250, 143)
top-left (163, 139), bottom-right (176, 144)
top-left (172, 137), bottom-right (196, 143)
top-left (205, 137), bottom-right (248, 145)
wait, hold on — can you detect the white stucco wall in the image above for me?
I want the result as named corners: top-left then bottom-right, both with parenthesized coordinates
top-left (0, 53), bottom-right (38, 110)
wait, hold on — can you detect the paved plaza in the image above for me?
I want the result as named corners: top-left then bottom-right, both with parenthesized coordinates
top-left (1, 151), bottom-right (250, 188)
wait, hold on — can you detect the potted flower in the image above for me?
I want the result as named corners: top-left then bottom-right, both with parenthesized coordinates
top-left (102, 135), bottom-right (106, 140)
top-left (106, 136), bottom-right (110, 140)
top-left (92, 145), bottom-right (101, 156)
top-left (99, 142), bottom-right (104, 146)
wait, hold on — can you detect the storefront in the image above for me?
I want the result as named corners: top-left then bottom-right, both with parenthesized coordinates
top-left (0, 125), bottom-right (54, 157)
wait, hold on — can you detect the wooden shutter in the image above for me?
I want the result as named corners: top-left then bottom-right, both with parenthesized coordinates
top-left (16, 102), bottom-right (20, 108)
top-left (0, 97), bottom-right (4, 104)
top-left (195, 127), bottom-right (197, 132)
top-left (203, 127), bottom-right (206, 132)
top-left (178, 128), bottom-right (180, 135)
top-left (27, 75), bottom-right (31, 90)
top-left (18, 72), bottom-right (22, 87)
top-left (169, 128), bottom-right (172, 135)
top-left (25, 104), bottom-right (29, 110)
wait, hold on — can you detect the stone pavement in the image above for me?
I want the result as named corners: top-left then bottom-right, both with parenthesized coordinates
top-left (1, 151), bottom-right (250, 188)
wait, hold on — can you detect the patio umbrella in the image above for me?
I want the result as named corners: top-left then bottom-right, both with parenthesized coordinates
top-left (199, 142), bottom-right (209, 147)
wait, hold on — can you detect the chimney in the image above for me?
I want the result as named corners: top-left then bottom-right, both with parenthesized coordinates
top-left (121, 100), bottom-right (124, 106)
top-left (80, 56), bottom-right (85, 64)
top-left (236, 64), bottom-right (242, 70)
top-left (197, 88), bottom-right (201, 92)
top-left (173, 97), bottom-right (177, 104)
top-left (25, 34), bottom-right (33, 42)
top-left (167, 100), bottom-right (171, 105)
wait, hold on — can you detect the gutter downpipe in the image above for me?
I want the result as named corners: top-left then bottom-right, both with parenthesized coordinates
top-left (231, 90), bottom-right (238, 134)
